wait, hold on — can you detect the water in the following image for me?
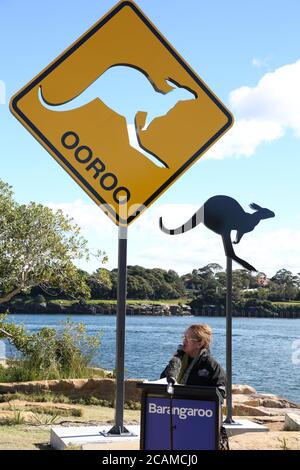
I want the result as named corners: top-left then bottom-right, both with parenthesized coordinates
top-left (4, 314), bottom-right (300, 403)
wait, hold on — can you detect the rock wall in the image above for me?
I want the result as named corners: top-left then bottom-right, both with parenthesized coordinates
top-left (0, 378), bottom-right (299, 414)
top-left (2, 299), bottom-right (299, 318)
top-left (0, 378), bottom-right (143, 403)
top-left (0, 301), bottom-right (192, 316)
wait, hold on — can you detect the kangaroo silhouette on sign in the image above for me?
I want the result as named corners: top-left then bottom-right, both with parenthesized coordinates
top-left (159, 195), bottom-right (275, 271)
top-left (38, 65), bottom-right (196, 168)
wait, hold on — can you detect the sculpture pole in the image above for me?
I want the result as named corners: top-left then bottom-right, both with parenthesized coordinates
top-left (224, 256), bottom-right (235, 424)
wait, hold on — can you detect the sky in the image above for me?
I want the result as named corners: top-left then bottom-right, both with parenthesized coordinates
top-left (0, 0), bottom-right (300, 277)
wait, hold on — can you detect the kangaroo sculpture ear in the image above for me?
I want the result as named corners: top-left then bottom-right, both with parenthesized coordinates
top-left (249, 203), bottom-right (262, 211)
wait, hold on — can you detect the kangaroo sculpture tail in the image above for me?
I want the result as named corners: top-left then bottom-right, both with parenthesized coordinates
top-left (159, 205), bottom-right (204, 235)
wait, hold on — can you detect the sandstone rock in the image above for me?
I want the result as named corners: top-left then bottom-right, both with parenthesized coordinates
top-left (46, 302), bottom-right (68, 313)
top-left (0, 380), bottom-right (50, 394)
top-left (243, 399), bottom-right (262, 407)
top-left (0, 409), bottom-right (35, 424)
top-left (125, 379), bottom-right (143, 402)
top-left (0, 378), bottom-right (297, 415)
top-left (169, 305), bottom-right (191, 316)
top-left (81, 379), bottom-right (115, 399)
top-left (232, 384), bottom-right (257, 395)
top-left (284, 412), bottom-right (300, 431)
top-left (232, 404), bottom-right (271, 416)
top-left (256, 393), bottom-right (277, 398)
top-left (262, 397), bottom-right (299, 409)
top-left (232, 394), bottom-right (257, 405)
top-left (47, 379), bottom-right (78, 393)
top-left (262, 398), bottom-right (287, 408)
top-left (0, 378), bottom-right (141, 401)
top-left (0, 399), bottom-right (80, 413)
top-left (0, 383), bottom-right (15, 393)
top-left (260, 407), bottom-right (299, 417)
top-left (229, 431), bottom-right (300, 450)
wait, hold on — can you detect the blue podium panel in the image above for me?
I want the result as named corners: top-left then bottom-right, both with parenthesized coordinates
top-left (145, 397), bottom-right (171, 450)
top-left (173, 399), bottom-right (216, 450)
top-left (145, 397), bottom-right (216, 450)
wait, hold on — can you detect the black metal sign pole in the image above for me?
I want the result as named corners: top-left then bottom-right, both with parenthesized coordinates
top-left (109, 224), bottom-right (130, 435)
top-left (224, 256), bottom-right (235, 424)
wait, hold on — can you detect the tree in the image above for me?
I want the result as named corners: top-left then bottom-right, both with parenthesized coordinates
top-left (127, 275), bottom-right (154, 299)
top-left (232, 269), bottom-right (253, 290)
top-left (0, 179), bottom-right (91, 303)
top-left (270, 268), bottom-right (299, 301)
top-left (271, 269), bottom-right (295, 286)
top-left (88, 268), bottom-right (113, 299)
top-left (182, 264), bottom-right (223, 290)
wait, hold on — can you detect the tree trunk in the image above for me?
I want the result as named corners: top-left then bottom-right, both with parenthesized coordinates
top-left (0, 327), bottom-right (12, 338)
top-left (0, 286), bottom-right (23, 304)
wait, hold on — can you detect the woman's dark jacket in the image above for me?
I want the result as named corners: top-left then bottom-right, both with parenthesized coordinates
top-left (160, 347), bottom-right (226, 400)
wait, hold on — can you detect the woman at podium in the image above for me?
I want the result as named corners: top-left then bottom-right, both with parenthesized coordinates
top-left (160, 323), bottom-right (229, 449)
top-left (160, 323), bottom-right (226, 399)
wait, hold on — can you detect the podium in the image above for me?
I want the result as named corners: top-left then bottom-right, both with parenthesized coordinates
top-left (137, 382), bottom-right (222, 450)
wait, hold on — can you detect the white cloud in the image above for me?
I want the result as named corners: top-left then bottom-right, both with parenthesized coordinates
top-left (205, 59), bottom-right (300, 159)
top-left (48, 199), bottom-right (115, 237)
top-left (252, 57), bottom-right (264, 68)
top-left (251, 56), bottom-right (270, 69)
top-left (47, 200), bottom-right (300, 277)
top-left (230, 60), bottom-right (300, 134)
top-left (205, 118), bottom-right (283, 159)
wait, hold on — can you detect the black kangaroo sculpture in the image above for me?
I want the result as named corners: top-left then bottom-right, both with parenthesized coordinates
top-left (159, 195), bottom-right (275, 271)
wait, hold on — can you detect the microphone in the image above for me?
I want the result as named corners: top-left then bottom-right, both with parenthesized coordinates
top-left (176, 344), bottom-right (185, 359)
top-left (165, 356), bottom-right (181, 393)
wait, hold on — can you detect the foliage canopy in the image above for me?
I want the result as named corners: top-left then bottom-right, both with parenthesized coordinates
top-left (0, 179), bottom-right (90, 303)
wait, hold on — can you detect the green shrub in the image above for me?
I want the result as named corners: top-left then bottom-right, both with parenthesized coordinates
top-left (124, 400), bottom-right (141, 410)
top-left (26, 406), bottom-right (83, 417)
top-left (0, 315), bottom-right (101, 381)
top-left (88, 396), bottom-right (102, 406)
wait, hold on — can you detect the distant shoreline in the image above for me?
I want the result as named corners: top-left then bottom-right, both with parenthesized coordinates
top-left (1, 299), bottom-right (300, 318)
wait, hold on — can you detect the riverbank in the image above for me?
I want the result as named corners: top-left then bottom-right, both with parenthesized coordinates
top-left (0, 299), bottom-right (192, 316)
top-left (1, 298), bottom-right (300, 318)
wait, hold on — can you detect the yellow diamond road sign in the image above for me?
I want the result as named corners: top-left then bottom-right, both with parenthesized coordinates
top-left (10, 0), bottom-right (233, 226)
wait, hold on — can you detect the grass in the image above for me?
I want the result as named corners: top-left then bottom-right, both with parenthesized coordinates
top-left (0, 392), bottom-right (74, 404)
top-left (30, 413), bottom-right (60, 425)
top-left (0, 402), bottom-right (141, 450)
top-left (0, 391), bottom-right (140, 409)
top-left (0, 398), bottom-right (84, 427)
top-left (25, 406), bottom-right (83, 417)
top-left (1, 407), bottom-right (25, 425)
top-left (0, 425), bottom-right (50, 450)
